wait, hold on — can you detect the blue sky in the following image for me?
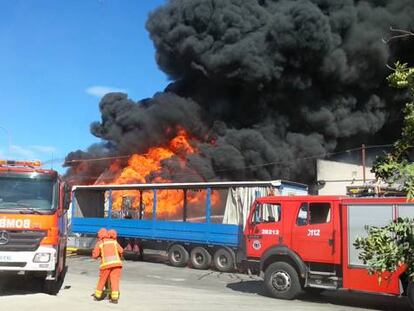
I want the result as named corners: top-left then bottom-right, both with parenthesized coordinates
top-left (0, 0), bottom-right (167, 172)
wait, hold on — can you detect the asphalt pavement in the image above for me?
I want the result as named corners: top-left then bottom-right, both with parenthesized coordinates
top-left (0, 253), bottom-right (411, 311)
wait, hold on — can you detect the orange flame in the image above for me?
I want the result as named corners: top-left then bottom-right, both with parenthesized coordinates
top-left (96, 129), bottom-right (221, 220)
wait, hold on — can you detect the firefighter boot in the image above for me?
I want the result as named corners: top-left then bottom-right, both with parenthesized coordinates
top-left (92, 290), bottom-right (105, 301)
top-left (110, 291), bottom-right (120, 304)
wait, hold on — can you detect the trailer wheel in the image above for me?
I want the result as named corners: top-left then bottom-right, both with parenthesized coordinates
top-left (213, 248), bottom-right (235, 272)
top-left (264, 262), bottom-right (301, 300)
top-left (408, 281), bottom-right (414, 309)
top-left (190, 247), bottom-right (212, 270)
top-left (168, 244), bottom-right (189, 267)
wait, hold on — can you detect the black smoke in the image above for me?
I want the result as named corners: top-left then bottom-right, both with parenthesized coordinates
top-left (65, 0), bottom-right (414, 185)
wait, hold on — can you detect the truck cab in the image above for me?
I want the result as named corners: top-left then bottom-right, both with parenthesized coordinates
top-left (244, 195), bottom-right (411, 304)
top-left (0, 160), bottom-right (70, 294)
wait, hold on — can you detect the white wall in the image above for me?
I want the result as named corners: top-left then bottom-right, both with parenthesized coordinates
top-left (316, 159), bottom-right (376, 195)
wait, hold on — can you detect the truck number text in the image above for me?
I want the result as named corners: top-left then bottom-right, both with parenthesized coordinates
top-left (307, 229), bottom-right (320, 237)
top-left (0, 217), bottom-right (31, 229)
top-left (261, 229), bottom-right (279, 235)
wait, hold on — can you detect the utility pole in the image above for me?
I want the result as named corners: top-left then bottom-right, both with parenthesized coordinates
top-left (362, 144), bottom-right (366, 184)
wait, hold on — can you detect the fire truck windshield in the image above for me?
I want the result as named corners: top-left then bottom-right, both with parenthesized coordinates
top-left (0, 176), bottom-right (57, 211)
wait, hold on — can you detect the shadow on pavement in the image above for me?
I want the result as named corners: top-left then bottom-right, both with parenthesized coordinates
top-left (139, 251), bottom-right (168, 264)
top-left (0, 274), bottom-right (44, 296)
top-left (226, 280), bottom-right (267, 295)
top-left (74, 249), bottom-right (166, 264)
top-left (0, 266), bottom-right (68, 297)
top-left (227, 280), bottom-right (411, 311)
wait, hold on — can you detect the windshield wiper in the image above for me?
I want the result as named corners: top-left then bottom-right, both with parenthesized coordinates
top-left (19, 207), bottom-right (44, 215)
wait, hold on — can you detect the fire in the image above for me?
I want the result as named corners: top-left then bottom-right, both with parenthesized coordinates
top-left (96, 129), bottom-right (220, 219)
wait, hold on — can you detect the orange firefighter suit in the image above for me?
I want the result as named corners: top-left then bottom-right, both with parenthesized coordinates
top-left (92, 228), bottom-right (124, 303)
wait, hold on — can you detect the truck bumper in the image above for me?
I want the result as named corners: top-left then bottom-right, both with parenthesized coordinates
top-left (0, 245), bottom-right (57, 272)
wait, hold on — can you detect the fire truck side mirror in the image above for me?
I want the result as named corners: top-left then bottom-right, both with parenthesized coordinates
top-left (63, 184), bottom-right (71, 210)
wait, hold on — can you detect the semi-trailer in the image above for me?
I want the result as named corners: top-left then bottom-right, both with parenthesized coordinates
top-left (69, 180), bottom-right (307, 271)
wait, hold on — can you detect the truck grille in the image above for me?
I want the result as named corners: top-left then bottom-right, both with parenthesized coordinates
top-left (0, 262), bottom-right (27, 267)
top-left (0, 230), bottom-right (47, 252)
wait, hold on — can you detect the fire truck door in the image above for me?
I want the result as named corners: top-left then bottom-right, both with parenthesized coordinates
top-left (245, 202), bottom-right (283, 258)
top-left (291, 201), bottom-right (338, 264)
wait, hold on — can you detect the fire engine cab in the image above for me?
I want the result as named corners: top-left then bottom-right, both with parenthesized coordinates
top-left (244, 195), bottom-right (414, 307)
top-left (0, 160), bottom-right (70, 294)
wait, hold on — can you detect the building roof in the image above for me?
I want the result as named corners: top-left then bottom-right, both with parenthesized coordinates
top-left (72, 180), bottom-right (308, 191)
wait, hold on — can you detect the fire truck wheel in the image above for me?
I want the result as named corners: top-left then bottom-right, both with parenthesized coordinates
top-left (213, 248), bottom-right (235, 272)
top-left (264, 262), bottom-right (301, 300)
top-left (43, 278), bottom-right (60, 295)
top-left (168, 244), bottom-right (189, 267)
top-left (408, 281), bottom-right (414, 309)
top-left (190, 247), bottom-right (212, 270)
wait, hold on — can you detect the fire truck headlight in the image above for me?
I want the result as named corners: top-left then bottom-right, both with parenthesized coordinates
top-left (33, 253), bottom-right (51, 263)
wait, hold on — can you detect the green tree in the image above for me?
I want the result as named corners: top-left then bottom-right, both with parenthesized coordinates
top-left (354, 217), bottom-right (414, 282)
top-left (373, 62), bottom-right (414, 198)
top-left (355, 30), bottom-right (414, 282)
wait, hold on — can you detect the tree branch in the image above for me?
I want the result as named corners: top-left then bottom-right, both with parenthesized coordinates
top-left (382, 27), bottom-right (414, 44)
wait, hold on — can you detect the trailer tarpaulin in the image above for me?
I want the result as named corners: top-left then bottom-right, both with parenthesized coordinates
top-left (223, 187), bottom-right (277, 228)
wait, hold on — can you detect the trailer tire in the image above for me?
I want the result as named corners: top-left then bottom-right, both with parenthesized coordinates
top-left (190, 247), bottom-right (212, 270)
top-left (168, 244), bottom-right (189, 267)
top-left (213, 248), bottom-right (235, 272)
top-left (264, 262), bottom-right (301, 300)
top-left (408, 281), bottom-right (414, 309)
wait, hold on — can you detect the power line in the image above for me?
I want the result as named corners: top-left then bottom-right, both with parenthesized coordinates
top-left (64, 154), bottom-right (131, 164)
top-left (364, 144), bottom-right (394, 149)
top-left (61, 143), bottom-right (394, 182)
top-left (61, 143), bottom-right (393, 168)
top-left (212, 144), bottom-right (393, 173)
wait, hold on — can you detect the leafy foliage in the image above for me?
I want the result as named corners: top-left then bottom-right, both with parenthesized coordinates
top-left (373, 62), bottom-right (414, 198)
top-left (354, 218), bottom-right (414, 282)
top-left (356, 35), bottom-right (414, 281)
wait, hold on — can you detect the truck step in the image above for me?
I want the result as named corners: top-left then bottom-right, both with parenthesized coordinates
top-left (306, 284), bottom-right (337, 290)
top-left (308, 270), bottom-right (337, 276)
top-left (307, 275), bottom-right (342, 289)
top-left (310, 275), bottom-right (340, 281)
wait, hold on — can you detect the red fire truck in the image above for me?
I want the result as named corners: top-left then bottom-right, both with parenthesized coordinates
top-left (243, 195), bottom-right (414, 307)
top-left (0, 160), bottom-right (70, 294)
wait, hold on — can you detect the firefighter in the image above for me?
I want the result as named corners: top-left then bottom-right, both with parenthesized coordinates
top-left (92, 228), bottom-right (124, 304)
top-left (91, 228), bottom-right (111, 299)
